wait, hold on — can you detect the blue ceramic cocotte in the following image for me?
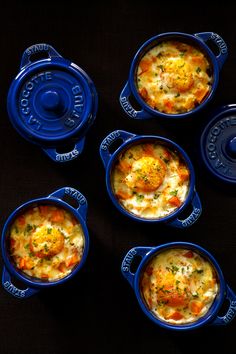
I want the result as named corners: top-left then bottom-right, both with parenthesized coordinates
top-left (120, 32), bottom-right (227, 119)
top-left (200, 104), bottom-right (236, 184)
top-left (100, 130), bottom-right (202, 228)
top-left (7, 43), bottom-right (98, 162)
top-left (121, 242), bottom-right (236, 330)
top-left (1, 187), bottom-right (89, 298)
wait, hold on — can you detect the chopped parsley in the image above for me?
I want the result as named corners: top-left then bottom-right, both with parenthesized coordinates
top-left (154, 193), bottom-right (160, 199)
top-left (47, 227), bottom-right (52, 234)
top-left (24, 224), bottom-right (33, 234)
top-left (44, 243), bottom-right (49, 252)
top-left (136, 194), bottom-right (144, 202)
top-left (196, 67), bottom-right (201, 73)
top-left (166, 265), bottom-right (179, 274)
top-left (24, 243), bottom-right (30, 250)
top-left (14, 226), bottom-right (19, 234)
top-left (179, 50), bottom-right (186, 57)
top-left (157, 64), bottom-right (164, 72)
top-left (175, 92), bottom-right (180, 98)
top-left (163, 158), bottom-right (169, 164)
top-left (196, 269), bottom-right (204, 274)
top-left (176, 280), bottom-right (180, 286)
top-left (28, 252), bottom-right (34, 258)
top-left (169, 190), bottom-right (178, 197)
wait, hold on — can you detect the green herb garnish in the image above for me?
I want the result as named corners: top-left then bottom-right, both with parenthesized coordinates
top-left (47, 227), bottom-right (52, 234)
top-left (24, 243), bottom-right (30, 250)
top-left (175, 93), bottom-right (180, 98)
top-left (196, 67), bottom-right (201, 73)
top-left (170, 190), bottom-right (178, 196)
top-left (136, 194), bottom-right (144, 202)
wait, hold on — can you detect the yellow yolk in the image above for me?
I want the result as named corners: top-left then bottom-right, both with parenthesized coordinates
top-left (30, 225), bottom-right (64, 258)
top-left (164, 58), bottom-right (194, 92)
top-left (125, 156), bottom-right (166, 192)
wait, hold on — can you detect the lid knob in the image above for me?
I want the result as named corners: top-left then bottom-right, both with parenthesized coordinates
top-left (226, 136), bottom-right (236, 159)
top-left (40, 90), bottom-right (61, 111)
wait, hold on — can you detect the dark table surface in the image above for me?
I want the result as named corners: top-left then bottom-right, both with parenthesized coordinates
top-left (0, 2), bottom-right (236, 354)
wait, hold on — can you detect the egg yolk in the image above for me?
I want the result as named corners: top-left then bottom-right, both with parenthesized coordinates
top-left (125, 156), bottom-right (166, 192)
top-left (30, 226), bottom-right (64, 258)
top-left (164, 58), bottom-right (194, 92)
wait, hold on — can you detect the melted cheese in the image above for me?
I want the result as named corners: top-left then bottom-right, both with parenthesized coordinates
top-left (141, 249), bottom-right (218, 324)
top-left (137, 41), bottom-right (213, 114)
top-left (112, 142), bottom-right (190, 219)
top-left (9, 205), bottom-right (84, 281)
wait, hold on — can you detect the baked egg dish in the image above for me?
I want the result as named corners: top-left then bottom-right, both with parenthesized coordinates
top-left (137, 41), bottom-right (213, 114)
top-left (141, 248), bottom-right (219, 324)
top-left (111, 142), bottom-right (190, 219)
top-left (9, 205), bottom-right (84, 281)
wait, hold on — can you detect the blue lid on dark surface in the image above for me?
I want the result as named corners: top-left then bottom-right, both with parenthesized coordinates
top-left (200, 104), bottom-right (236, 184)
top-left (7, 44), bottom-right (97, 146)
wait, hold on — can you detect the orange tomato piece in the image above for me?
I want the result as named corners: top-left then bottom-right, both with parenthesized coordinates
top-left (10, 239), bottom-right (16, 249)
top-left (168, 196), bottom-right (181, 207)
top-left (145, 266), bottom-right (153, 276)
top-left (19, 258), bottom-right (25, 269)
top-left (118, 159), bottom-right (131, 173)
top-left (39, 205), bottom-right (49, 216)
top-left (166, 311), bottom-right (184, 321)
top-left (190, 300), bottom-right (204, 315)
top-left (178, 166), bottom-right (190, 182)
top-left (17, 215), bottom-right (26, 226)
top-left (195, 87), bottom-right (209, 103)
top-left (139, 87), bottom-right (148, 100)
top-left (183, 250), bottom-right (194, 258)
top-left (65, 253), bottom-right (78, 267)
top-left (50, 209), bottom-right (64, 223)
top-left (115, 190), bottom-right (132, 200)
top-left (143, 144), bottom-right (154, 156)
top-left (41, 273), bottom-right (49, 279)
top-left (139, 59), bottom-right (151, 74)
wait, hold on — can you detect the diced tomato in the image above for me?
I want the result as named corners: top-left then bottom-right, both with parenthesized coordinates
top-left (19, 258), bottom-right (25, 269)
top-left (17, 215), bottom-right (26, 226)
top-left (139, 59), bottom-right (151, 74)
top-left (143, 144), bottom-right (154, 156)
top-left (115, 190), bottom-right (132, 200)
top-left (148, 297), bottom-right (153, 307)
top-left (65, 253), bottom-right (78, 268)
top-left (10, 239), bottom-right (16, 249)
top-left (183, 250), bottom-right (194, 258)
top-left (166, 311), bottom-right (184, 321)
top-left (145, 266), bottom-right (153, 276)
top-left (118, 159), bottom-right (131, 173)
top-left (139, 87), bottom-right (148, 100)
top-left (50, 209), bottom-right (64, 223)
top-left (189, 300), bottom-right (204, 315)
top-left (178, 167), bottom-right (190, 182)
top-left (168, 196), bottom-right (181, 207)
top-left (39, 205), bottom-right (49, 216)
top-left (41, 273), bottom-right (49, 279)
top-left (58, 262), bottom-right (66, 273)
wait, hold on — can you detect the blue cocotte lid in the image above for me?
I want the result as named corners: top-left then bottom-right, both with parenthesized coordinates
top-left (7, 43), bottom-right (98, 162)
top-left (200, 104), bottom-right (236, 184)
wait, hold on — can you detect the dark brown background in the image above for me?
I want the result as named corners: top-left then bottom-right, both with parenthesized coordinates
top-left (0, 2), bottom-right (236, 354)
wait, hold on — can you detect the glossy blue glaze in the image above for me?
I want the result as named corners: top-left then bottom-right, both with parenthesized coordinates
top-left (120, 32), bottom-right (227, 119)
top-left (200, 104), bottom-right (236, 184)
top-left (7, 44), bottom-right (98, 162)
top-left (121, 242), bottom-right (236, 330)
top-left (1, 187), bottom-right (89, 298)
top-left (100, 130), bottom-right (202, 228)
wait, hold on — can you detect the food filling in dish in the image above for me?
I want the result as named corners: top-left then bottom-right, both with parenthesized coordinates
top-left (137, 40), bottom-right (213, 114)
top-left (9, 205), bottom-right (84, 281)
top-left (141, 248), bottom-right (219, 324)
top-left (112, 142), bottom-right (190, 219)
